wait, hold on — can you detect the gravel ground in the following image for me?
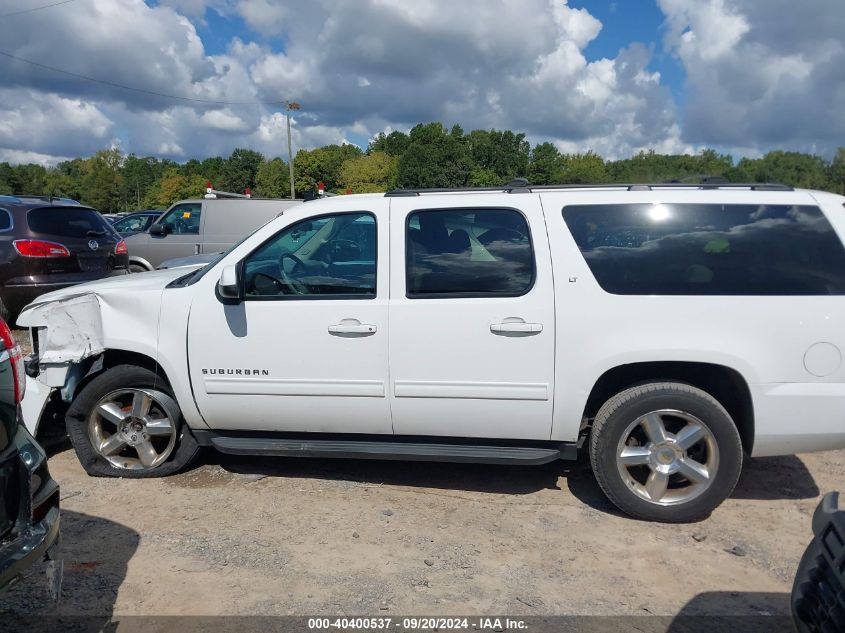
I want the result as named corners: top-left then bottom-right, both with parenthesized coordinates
top-left (3, 329), bottom-right (841, 624)
top-left (3, 442), bottom-right (842, 622)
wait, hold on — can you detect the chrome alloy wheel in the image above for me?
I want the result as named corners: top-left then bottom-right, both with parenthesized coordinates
top-left (88, 388), bottom-right (179, 470)
top-left (615, 409), bottom-right (719, 506)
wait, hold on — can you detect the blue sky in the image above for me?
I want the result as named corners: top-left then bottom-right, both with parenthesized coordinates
top-left (1, 0), bottom-right (843, 164)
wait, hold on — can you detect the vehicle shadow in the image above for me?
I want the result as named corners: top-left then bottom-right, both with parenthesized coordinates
top-left (664, 591), bottom-right (793, 633)
top-left (730, 455), bottom-right (819, 500)
top-left (0, 510), bottom-right (139, 630)
top-left (214, 451), bottom-right (569, 495)
top-left (564, 453), bottom-right (821, 519)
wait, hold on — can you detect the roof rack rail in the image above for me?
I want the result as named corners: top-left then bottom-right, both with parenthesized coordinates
top-left (9, 194), bottom-right (82, 205)
top-left (384, 181), bottom-right (794, 196)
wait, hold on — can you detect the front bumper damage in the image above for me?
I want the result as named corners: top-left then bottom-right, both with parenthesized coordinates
top-left (17, 294), bottom-right (105, 436)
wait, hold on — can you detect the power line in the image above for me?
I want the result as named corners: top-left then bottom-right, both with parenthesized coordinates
top-left (0, 49), bottom-right (290, 107)
top-left (0, 0), bottom-right (78, 18)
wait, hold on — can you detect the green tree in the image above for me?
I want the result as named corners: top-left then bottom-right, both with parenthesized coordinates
top-left (0, 163), bottom-right (15, 195)
top-left (142, 168), bottom-right (205, 208)
top-left (396, 122), bottom-right (473, 188)
top-left (368, 130), bottom-right (411, 156)
top-left (52, 158), bottom-right (88, 200)
top-left (465, 129), bottom-right (530, 182)
top-left (220, 148), bottom-right (264, 194)
top-left (560, 151), bottom-right (607, 183)
top-left (294, 144), bottom-right (363, 194)
top-left (200, 156), bottom-right (227, 189)
top-left (43, 171), bottom-right (78, 198)
top-left (80, 148), bottom-right (123, 213)
top-left (528, 142), bottom-right (562, 184)
top-left (254, 158), bottom-right (291, 198)
top-left (467, 167), bottom-right (501, 187)
top-left (8, 163), bottom-right (48, 195)
top-left (120, 154), bottom-right (172, 211)
top-left (728, 151), bottom-right (828, 189)
top-left (829, 148), bottom-right (845, 195)
top-left (339, 152), bottom-right (399, 193)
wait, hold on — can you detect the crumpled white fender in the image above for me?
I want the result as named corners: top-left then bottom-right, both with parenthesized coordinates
top-left (17, 293), bottom-right (105, 364)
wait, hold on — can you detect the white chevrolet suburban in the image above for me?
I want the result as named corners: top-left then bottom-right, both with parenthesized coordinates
top-left (16, 181), bottom-right (845, 522)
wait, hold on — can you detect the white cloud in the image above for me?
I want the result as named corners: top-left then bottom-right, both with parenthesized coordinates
top-left (658, 0), bottom-right (845, 153)
top-left (0, 0), bottom-right (839, 165)
top-left (0, 89), bottom-right (113, 157)
top-left (200, 109), bottom-right (250, 132)
top-left (0, 148), bottom-right (73, 166)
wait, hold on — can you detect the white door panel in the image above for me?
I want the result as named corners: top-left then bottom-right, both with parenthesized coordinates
top-left (187, 202), bottom-right (391, 434)
top-left (388, 194), bottom-right (555, 440)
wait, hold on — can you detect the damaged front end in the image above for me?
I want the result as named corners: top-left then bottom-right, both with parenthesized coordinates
top-left (17, 294), bottom-right (106, 436)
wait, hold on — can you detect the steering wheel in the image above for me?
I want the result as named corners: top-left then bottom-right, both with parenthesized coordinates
top-left (279, 252), bottom-right (309, 295)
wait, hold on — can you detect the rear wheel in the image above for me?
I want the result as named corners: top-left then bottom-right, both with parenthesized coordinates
top-left (66, 365), bottom-right (199, 477)
top-left (589, 382), bottom-right (743, 522)
top-left (129, 263), bottom-right (149, 273)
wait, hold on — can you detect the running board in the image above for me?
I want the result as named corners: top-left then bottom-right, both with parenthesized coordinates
top-left (206, 436), bottom-right (571, 465)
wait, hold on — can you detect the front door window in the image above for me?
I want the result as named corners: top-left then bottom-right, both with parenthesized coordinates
top-left (242, 212), bottom-right (376, 298)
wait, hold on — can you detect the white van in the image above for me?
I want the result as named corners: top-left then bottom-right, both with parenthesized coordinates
top-left (17, 182), bottom-right (845, 522)
top-left (124, 196), bottom-right (301, 271)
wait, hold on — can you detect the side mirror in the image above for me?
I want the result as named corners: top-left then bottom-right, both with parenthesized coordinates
top-left (216, 264), bottom-right (241, 302)
top-left (149, 223), bottom-right (170, 236)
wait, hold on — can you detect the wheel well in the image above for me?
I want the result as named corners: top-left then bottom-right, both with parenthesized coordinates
top-left (71, 349), bottom-right (171, 401)
top-left (128, 257), bottom-right (153, 271)
top-left (583, 362), bottom-right (754, 455)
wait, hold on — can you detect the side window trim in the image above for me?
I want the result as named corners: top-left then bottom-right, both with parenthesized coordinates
top-left (404, 206), bottom-right (537, 300)
top-left (240, 210), bottom-right (378, 302)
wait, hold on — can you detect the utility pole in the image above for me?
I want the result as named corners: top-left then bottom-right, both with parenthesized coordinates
top-left (285, 101), bottom-right (301, 199)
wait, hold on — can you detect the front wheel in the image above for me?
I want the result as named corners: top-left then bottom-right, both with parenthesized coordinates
top-left (66, 365), bottom-right (199, 478)
top-left (589, 382), bottom-right (743, 522)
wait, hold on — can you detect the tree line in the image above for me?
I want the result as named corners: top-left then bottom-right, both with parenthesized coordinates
top-left (1, 121), bottom-right (844, 213)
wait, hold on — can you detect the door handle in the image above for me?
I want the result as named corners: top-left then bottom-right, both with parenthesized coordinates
top-left (328, 319), bottom-right (377, 336)
top-left (490, 319), bottom-right (543, 334)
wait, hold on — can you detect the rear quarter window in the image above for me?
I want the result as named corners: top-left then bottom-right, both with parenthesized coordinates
top-left (28, 206), bottom-right (114, 238)
top-left (0, 209), bottom-right (11, 232)
top-left (564, 203), bottom-right (845, 295)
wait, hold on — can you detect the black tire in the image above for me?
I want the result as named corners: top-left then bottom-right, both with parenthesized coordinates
top-left (589, 382), bottom-right (743, 523)
top-left (129, 263), bottom-right (149, 273)
top-left (66, 365), bottom-right (199, 478)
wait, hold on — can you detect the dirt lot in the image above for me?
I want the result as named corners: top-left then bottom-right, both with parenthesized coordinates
top-left (6, 441), bottom-right (843, 621)
top-left (3, 332), bottom-right (842, 624)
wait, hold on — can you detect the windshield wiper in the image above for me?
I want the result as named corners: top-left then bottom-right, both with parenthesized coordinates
top-left (86, 229), bottom-right (106, 237)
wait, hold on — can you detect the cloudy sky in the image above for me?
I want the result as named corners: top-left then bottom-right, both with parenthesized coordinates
top-left (0, 0), bottom-right (843, 165)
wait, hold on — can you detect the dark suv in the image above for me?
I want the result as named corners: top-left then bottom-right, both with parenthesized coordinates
top-left (0, 196), bottom-right (129, 322)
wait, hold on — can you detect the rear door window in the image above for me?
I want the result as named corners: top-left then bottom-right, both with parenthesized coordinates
top-left (405, 208), bottom-right (535, 297)
top-left (28, 206), bottom-right (113, 238)
top-left (564, 203), bottom-right (845, 295)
